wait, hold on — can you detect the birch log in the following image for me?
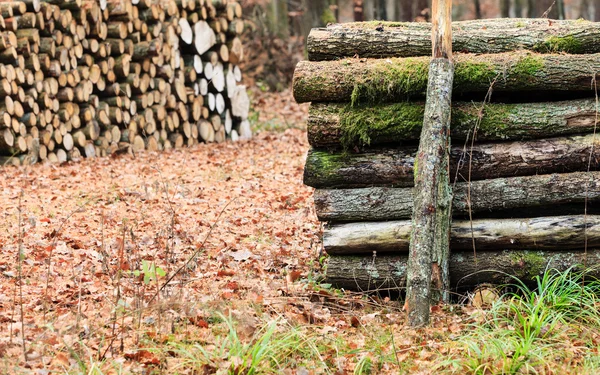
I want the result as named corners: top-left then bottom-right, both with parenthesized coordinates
top-left (324, 215), bottom-right (600, 254)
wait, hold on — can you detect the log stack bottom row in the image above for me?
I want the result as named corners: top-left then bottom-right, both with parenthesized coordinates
top-left (0, 0), bottom-right (251, 166)
top-left (293, 19), bottom-right (600, 291)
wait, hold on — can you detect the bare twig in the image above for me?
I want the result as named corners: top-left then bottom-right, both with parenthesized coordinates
top-left (146, 199), bottom-right (236, 305)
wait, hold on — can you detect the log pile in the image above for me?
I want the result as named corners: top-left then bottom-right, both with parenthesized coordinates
top-left (0, 0), bottom-right (251, 166)
top-left (293, 19), bottom-right (600, 291)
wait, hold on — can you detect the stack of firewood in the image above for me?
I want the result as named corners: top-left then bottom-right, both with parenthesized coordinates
top-left (293, 19), bottom-right (600, 291)
top-left (0, 0), bottom-right (250, 166)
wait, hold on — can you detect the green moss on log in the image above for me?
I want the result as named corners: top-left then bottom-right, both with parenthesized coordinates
top-left (304, 150), bottom-right (347, 181)
top-left (338, 102), bottom-right (424, 148)
top-left (511, 54), bottom-right (545, 78)
top-left (350, 58), bottom-right (429, 106)
top-left (454, 61), bottom-right (497, 89)
top-left (534, 35), bottom-right (584, 53)
top-left (509, 251), bottom-right (547, 279)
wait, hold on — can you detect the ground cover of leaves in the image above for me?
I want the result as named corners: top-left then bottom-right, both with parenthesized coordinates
top-left (0, 90), bottom-right (598, 374)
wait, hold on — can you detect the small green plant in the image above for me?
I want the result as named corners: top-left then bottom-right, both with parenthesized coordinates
top-left (169, 314), bottom-right (328, 374)
top-left (133, 260), bottom-right (166, 285)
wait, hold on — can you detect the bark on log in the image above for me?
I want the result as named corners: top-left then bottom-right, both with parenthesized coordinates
top-left (293, 52), bottom-right (600, 104)
top-left (306, 98), bottom-right (599, 148)
top-left (304, 134), bottom-right (600, 189)
top-left (314, 171), bottom-right (600, 222)
top-left (307, 19), bottom-right (600, 60)
top-left (324, 215), bottom-right (600, 254)
top-left (325, 250), bottom-right (600, 291)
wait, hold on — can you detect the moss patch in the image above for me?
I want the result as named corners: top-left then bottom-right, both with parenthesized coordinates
top-left (350, 58), bottom-right (429, 106)
top-left (533, 35), bottom-right (583, 54)
top-left (338, 102), bottom-right (424, 149)
top-left (454, 61), bottom-right (497, 90)
top-left (304, 150), bottom-right (345, 182)
top-left (509, 251), bottom-right (546, 280)
top-left (510, 54), bottom-right (545, 78)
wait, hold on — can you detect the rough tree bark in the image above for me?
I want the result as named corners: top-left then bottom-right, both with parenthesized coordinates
top-left (405, 0), bottom-right (453, 327)
top-left (303, 134), bottom-right (600, 188)
top-left (293, 52), bottom-right (600, 104)
top-left (306, 19), bottom-right (600, 60)
top-left (323, 215), bottom-right (600, 254)
top-left (325, 250), bottom-right (600, 291)
top-left (306, 99), bottom-right (600, 148)
top-left (314, 171), bottom-right (600, 222)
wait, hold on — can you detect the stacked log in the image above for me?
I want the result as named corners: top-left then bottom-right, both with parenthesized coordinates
top-left (293, 19), bottom-right (600, 291)
top-left (0, 0), bottom-right (251, 166)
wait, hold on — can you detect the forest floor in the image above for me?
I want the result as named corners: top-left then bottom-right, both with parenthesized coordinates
top-left (0, 89), bottom-right (599, 374)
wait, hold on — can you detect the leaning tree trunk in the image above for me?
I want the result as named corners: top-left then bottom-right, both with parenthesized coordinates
top-left (323, 215), bottom-right (600, 254)
top-left (293, 52), bottom-right (600, 104)
top-left (303, 134), bottom-right (600, 188)
top-left (306, 99), bottom-right (600, 148)
top-left (405, 0), bottom-right (453, 327)
top-left (306, 19), bottom-right (600, 60)
top-left (325, 250), bottom-right (600, 291)
top-left (314, 171), bottom-right (600, 222)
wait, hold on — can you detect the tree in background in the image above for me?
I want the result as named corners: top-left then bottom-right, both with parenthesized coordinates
top-left (238, 0), bottom-right (600, 91)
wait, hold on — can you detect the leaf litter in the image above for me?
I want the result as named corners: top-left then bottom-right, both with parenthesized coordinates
top-left (0, 89), bottom-right (597, 374)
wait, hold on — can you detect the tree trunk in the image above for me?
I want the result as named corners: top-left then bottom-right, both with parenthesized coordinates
top-left (325, 250), bottom-right (600, 291)
top-left (473, 0), bottom-right (482, 18)
top-left (556, 0), bottom-right (566, 19)
top-left (304, 134), bottom-right (600, 188)
top-left (354, 0), bottom-right (364, 21)
top-left (337, 0), bottom-right (355, 22)
top-left (400, 0), bottom-right (413, 21)
top-left (527, 0), bottom-right (535, 17)
top-left (306, 99), bottom-right (599, 148)
top-left (513, 0), bottom-right (523, 17)
top-left (405, 0), bottom-right (453, 327)
top-left (293, 52), bottom-right (600, 104)
top-left (500, 0), bottom-right (510, 17)
top-left (314, 171), bottom-right (600, 222)
top-left (324, 215), bottom-right (600, 254)
top-left (596, 0), bottom-right (600, 21)
top-left (306, 19), bottom-right (600, 61)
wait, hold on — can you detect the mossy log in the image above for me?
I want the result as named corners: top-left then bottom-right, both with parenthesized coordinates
top-left (325, 250), bottom-right (600, 291)
top-left (304, 134), bottom-right (600, 188)
top-left (314, 171), bottom-right (600, 222)
top-left (324, 215), bottom-right (600, 255)
top-left (293, 52), bottom-right (600, 104)
top-left (308, 19), bottom-right (600, 60)
top-left (307, 99), bottom-right (599, 148)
